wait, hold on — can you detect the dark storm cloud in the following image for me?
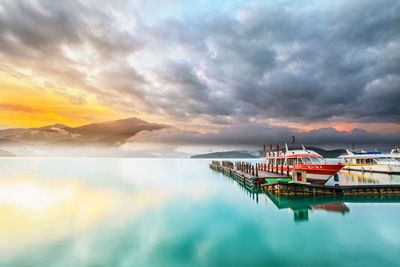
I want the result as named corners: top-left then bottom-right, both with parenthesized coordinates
top-left (127, 125), bottom-right (400, 150)
top-left (197, 0), bottom-right (400, 123)
top-left (0, 0), bottom-right (399, 126)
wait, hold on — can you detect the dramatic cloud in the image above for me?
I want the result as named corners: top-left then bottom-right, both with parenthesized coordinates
top-left (124, 125), bottom-right (400, 151)
top-left (0, 0), bottom-right (399, 133)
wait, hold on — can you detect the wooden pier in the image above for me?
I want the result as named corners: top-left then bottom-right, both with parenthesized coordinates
top-left (210, 161), bottom-right (291, 188)
top-left (210, 161), bottom-right (400, 197)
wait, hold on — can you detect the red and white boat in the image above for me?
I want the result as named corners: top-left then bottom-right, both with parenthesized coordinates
top-left (263, 144), bottom-right (344, 184)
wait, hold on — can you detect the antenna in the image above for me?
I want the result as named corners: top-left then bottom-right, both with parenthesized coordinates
top-left (301, 144), bottom-right (306, 150)
top-left (285, 143), bottom-right (289, 152)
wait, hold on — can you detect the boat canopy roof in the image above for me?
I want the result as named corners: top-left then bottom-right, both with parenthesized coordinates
top-left (340, 149), bottom-right (393, 158)
top-left (265, 149), bottom-right (322, 158)
top-left (352, 151), bottom-right (382, 155)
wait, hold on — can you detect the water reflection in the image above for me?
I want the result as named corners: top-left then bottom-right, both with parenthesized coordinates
top-left (266, 193), bottom-right (352, 222)
top-left (220, 167), bottom-right (400, 222)
top-left (219, 173), bottom-right (262, 203)
top-left (0, 176), bottom-right (172, 256)
top-left (1, 159), bottom-right (400, 267)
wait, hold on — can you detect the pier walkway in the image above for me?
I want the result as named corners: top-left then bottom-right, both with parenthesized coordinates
top-left (210, 161), bottom-right (400, 197)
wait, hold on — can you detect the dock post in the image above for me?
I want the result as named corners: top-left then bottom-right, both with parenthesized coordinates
top-left (286, 166), bottom-right (289, 176)
top-left (281, 163), bottom-right (284, 175)
top-left (256, 165), bottom-right (258, 177)
top-left (252, 165), bottom-right (255, 176)
top-left (276, 163), bottom-right (279, 174)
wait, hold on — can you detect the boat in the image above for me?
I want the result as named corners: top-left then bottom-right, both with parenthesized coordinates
top-left (262, 144), bottom-right (344, 184)
top-left (390, 146), bottom-right (400, 161)
top-left (339, 149), bottom-right (400, 174)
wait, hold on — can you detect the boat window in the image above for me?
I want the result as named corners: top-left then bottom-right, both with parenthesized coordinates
top-left (297, 158), bottom-right (303, 164)
top-left (302, 157), bottom-right (313, 164)
top-left (309, 157), bottom-right (323, 164)
top-left (287, 158), bottom-right (295, 165)
top-left (379, 157), bottom-right (399, 163)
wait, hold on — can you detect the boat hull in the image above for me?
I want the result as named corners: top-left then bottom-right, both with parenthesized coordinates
top-left (293, 164), bottom-right (344, 184)
top-left (270, 164), bottom-right (343, 184)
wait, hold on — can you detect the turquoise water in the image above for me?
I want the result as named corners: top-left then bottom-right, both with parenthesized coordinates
top-left (0, 158), bottom-right (399, 267)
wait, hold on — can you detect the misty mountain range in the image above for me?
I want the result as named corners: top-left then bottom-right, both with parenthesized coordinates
top-left (0, 117), bottom-right (169, 157)
top-left (0, 117), bottom-right (166, 146)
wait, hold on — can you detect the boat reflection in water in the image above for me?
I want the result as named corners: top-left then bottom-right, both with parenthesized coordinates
top-left (265, 193), bottom-right (350, 222)
top-left (224, 174), bottom-right (352, 222)
top-left (339, 169), bottom-right (400, 185)
top-left (223, 170), bottom-right (400, 222)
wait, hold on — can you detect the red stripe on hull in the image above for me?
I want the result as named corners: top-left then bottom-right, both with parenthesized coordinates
top-left (269, 164), bottom-right (343, 175)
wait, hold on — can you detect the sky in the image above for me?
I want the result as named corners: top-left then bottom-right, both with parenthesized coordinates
top-left (0, 0), bottom-right (399, 147)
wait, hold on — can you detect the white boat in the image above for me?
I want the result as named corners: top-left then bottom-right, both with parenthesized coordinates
top-left (263, 144), bottom-right (343, 184)
top-left (339, 149), bottom-right (400, 174)
top-left (390, 146), bottom-right (400, 161)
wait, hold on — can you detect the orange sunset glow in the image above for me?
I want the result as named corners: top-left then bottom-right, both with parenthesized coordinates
top-left (0, 72), bottom-right (118, 128)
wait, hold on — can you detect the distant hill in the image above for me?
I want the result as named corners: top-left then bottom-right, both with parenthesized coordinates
top-left (306, 147), bottom-right (345, 158)
top-left (191, 151), bottom-right (258, 159)
top-left (285, 146), bottom-right (345, 158)
top-left (70, 117), bottom-right (167, 142)
top-left (191, 146), bottom-right (345, 159)
top-left (0, 149), bottom-right (15, 157)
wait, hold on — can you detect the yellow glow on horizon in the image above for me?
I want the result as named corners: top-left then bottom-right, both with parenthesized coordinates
top-left (0, 71), bottom-right (119, 128)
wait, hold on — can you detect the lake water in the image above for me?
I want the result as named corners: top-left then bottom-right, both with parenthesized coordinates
top-left (0, 158), bottom-right (399, 267)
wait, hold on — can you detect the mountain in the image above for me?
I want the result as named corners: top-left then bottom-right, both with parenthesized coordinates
top-left (285, 146), bottom-right (345, 158)
top-left (305, 147), bottom-right (346, 158)
top-left (39, 123), bottom-right (70, 130)
top-left (0, 149), bottom-right (15, 157)
top-left (191, 146), bottom-right (346, 159)
top-left (0, 117), bottom-right (169, 147)
top-left (0, 127), bottom-right (29, 138)
top-left (70, 117), bottom-right (167, 143)
top-left (191, 150), bottom-right (258, 159)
